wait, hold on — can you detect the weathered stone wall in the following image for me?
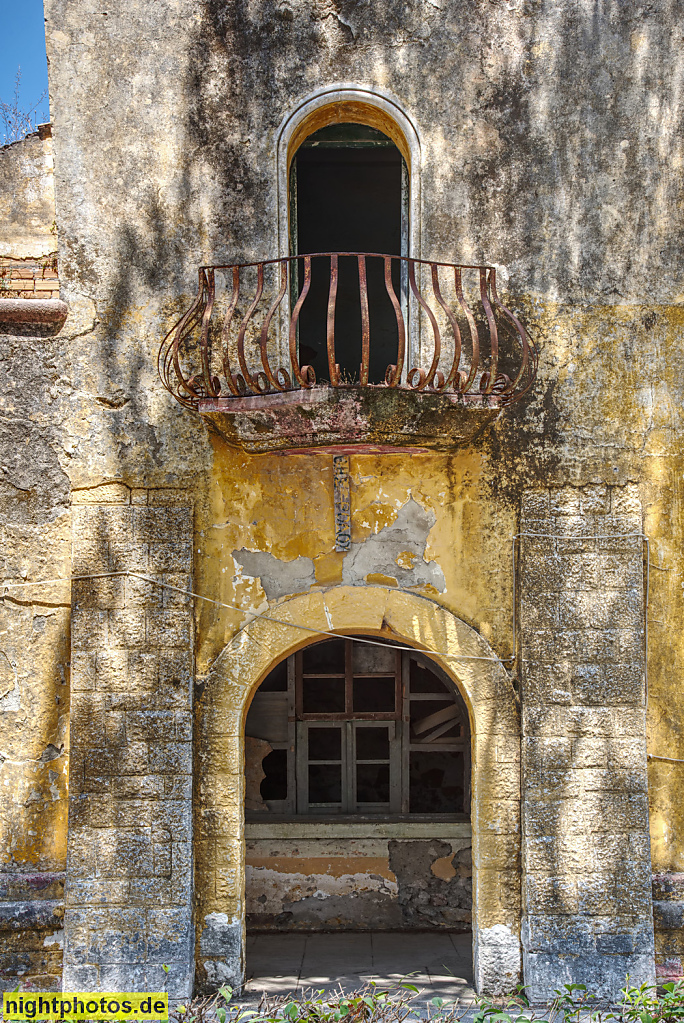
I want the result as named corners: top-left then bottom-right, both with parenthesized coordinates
top-left (520, 484), bottom-right (653, 1000)
top-left (64, 488), bottom-right (194, 998)
top-left (0, 873), bottom-right (64, 992)
top-left (0, 125), bottom-right (73, 989)
top-left (0, 0), bottom-right (679, 998)
top-left (0, 126), bottom-right (56, 262)
top-left (0, 331), bottom-right (71, 990)
top-left (652, 873), bottom-right (684, 984)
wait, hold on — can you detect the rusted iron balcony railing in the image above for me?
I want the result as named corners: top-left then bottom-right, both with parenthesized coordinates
top-left (159, 253), bottom-right (537, 412)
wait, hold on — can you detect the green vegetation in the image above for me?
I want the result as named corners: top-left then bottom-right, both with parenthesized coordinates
top-left (169, 979), bottom-right (684, 1023)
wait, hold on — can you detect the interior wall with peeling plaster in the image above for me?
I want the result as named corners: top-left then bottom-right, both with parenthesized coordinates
top-left (0, 0), bottom-right (683, 1000)
top-left (245, 835), bottom-right (472, 931)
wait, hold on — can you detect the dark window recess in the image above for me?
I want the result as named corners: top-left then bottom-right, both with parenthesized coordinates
top-left (409, 751), bottom-right (466, 814)
top-left (303, 677), bottom-right (345, 714)
top-left (244, 637), bottom-right (470, 817)
top-left (410, 701), bottom-right (463, 741)
top-left (309, 763), bottom-right (342, 803)
top-left (357, 764), bottom-right (390, 803)
top-left (356, 726), bottom-right (390, 760)
top-left (411, 659), bottom-right (448, 693)
top-left (258, 660), bottom-right (287, 691)
top-left (309, 726), bottom-right (342, 760)
top-left (260, 749), bottom-right (288, 801)
top-left (353, 676), bottom-right (396, 713)
top-left (293, 123), bottom-right (405, 384)
top-left (302, 637), bottom-right (346, 673)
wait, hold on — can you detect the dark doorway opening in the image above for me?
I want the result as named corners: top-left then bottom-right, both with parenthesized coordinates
top-left (293, 124), bottom-right (406, 384)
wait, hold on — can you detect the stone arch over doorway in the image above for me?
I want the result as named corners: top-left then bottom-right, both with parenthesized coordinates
top-left (194, 586), bottom-right (521, 996)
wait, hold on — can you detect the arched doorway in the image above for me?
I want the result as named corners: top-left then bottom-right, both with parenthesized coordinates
top-left (194, 586), bottom-right (521, 997)
top-left (244, 636), bottom-right (471, 933)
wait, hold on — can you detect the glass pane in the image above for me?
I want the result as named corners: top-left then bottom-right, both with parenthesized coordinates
top-left (309, 763), bottom-right (342, 802)
top-left (260, 749), bottom-right (288, 801)
top-left (302, 677), bottom-right (345, 713)
top-left (303, 639), bottom-right (346, 673)
top-left (353, 676), bottom-right (395, 713)
top-left (309, 727), bottom-right (341, 761)
top-left (356, 763), bottom-right (390, 802)
top-left (352, 643), bottom-right (395, 674)
top-left (356, 726), bottom-right (390, 761)
top-left (409, 751), bottom-right (465, 813)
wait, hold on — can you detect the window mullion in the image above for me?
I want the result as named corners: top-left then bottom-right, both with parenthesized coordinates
top-left (400, 651), bottom-right (410, 813)
top-left (287, 654), bottom-right (297, 814)
top-left (295, 720), bottom-right (308, 813)
top-left (343, 720), bottom-right (353, 814)
top-left (388, 720), bottom-right (401, 814)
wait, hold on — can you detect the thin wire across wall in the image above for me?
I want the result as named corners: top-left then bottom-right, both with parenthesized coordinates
top-left (0, 569), bottom-right (504, 664)
top-left (1, 531), bottom-right (680, 765)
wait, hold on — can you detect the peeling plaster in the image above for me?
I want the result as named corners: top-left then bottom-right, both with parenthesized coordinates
top-left (246, 838), bottom-right (470, 931)
top-left (232, 549), bottom-right (315, 599)
top-left (233, 499), bottom-right (445, 598)
top-left (343, 499), bottom-right (445, 590)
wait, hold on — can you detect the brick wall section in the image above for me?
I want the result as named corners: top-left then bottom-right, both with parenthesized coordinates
top-left (519, 484), bottom-right (654, 1001)
top-left (64, 487), bottom-right (194, 998)
top-left (0, 256), bottom-right (60, 300)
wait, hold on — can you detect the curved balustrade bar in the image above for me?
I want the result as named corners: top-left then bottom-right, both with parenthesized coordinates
top-left (159, 253), bottom-right (537, 411)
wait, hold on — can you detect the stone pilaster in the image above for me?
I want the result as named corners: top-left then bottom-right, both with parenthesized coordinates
top-left (64, 488), bottom-right (194, 998)
top-left (520, 484), bottom-right (654, 1001)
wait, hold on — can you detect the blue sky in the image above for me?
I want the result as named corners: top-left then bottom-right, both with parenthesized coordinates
top-left (0, 0), bottom-right (50, 122)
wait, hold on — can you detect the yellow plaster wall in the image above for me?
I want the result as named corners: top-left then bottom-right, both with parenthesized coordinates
top-left (189, 299), bottom-right (684, 887)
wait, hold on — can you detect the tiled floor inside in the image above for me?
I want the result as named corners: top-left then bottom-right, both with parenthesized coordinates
top-left (242, 931), bottom-right (475, 1005)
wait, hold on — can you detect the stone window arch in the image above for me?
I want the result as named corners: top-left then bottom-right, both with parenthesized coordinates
top-left (276, 84), bottom-right (422, 262)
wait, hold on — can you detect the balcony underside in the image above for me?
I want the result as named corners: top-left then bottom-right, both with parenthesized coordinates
top-left (198, 385), bottom-right (503, 454)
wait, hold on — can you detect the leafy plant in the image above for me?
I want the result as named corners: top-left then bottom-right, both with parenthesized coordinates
top-left (171, 980), bottom-right (471, 1023)
top-left (473, 979), bottom-right (684, 1023)
top-left (604, 980), bottom-right (684, 1023)
top-left (172, 985), bottom-right (237, 1023)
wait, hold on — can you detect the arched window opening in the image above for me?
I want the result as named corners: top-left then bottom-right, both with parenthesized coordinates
top-left (245, 637), bottom-right (470, 817)
top-left (290, 124), bottom-right (409, 385)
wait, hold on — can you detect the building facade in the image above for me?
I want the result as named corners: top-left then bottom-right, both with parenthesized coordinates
top-left (1, 0), bottom-right (683, 1004)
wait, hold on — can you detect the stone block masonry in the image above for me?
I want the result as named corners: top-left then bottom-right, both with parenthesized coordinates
top-left (64, 488), bottom-right (194, 999)
top-left (519, 484), bottom-right (654, 1001)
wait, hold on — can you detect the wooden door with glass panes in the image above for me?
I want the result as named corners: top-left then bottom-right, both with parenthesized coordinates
top-left (244, 637), bottom-right (469, 817)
